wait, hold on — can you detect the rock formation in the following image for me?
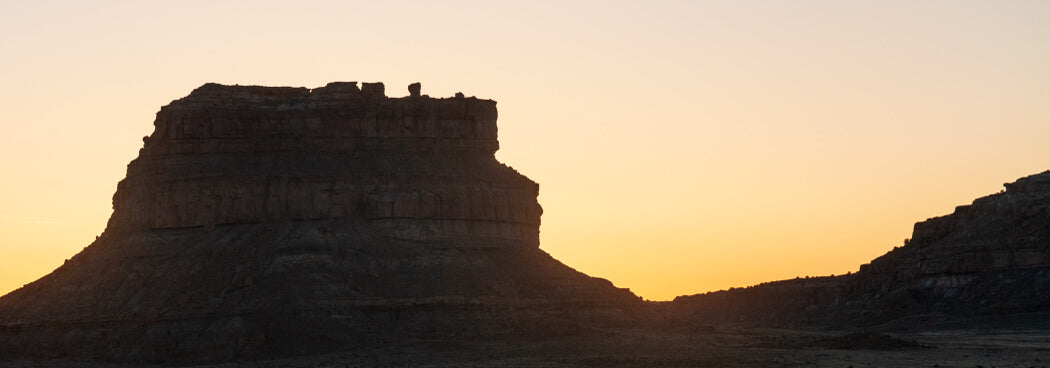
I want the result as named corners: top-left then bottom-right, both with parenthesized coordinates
top-left (0, 82), bottom-right (644, 363)
top-left (671, 171), bottom-right (1050, 328)
top-left (1, 80), bottom-right (1046, 364)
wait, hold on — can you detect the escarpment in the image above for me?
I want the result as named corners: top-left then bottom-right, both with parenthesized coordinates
top-left (109, 82), bottom-right (537, 245)
top-left (672, 171), bottom-right (1050, 328)
top-left (0, 83), bottom-right (644, 363)
top-left (850, 171), bottom-right (1050, 320)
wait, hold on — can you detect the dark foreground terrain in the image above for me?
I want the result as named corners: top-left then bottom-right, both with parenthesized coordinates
top-left (2, 324), bottom-right (1048, 368)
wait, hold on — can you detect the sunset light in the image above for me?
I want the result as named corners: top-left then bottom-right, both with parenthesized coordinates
top-left (1, 0), bottom-right (1047, 302)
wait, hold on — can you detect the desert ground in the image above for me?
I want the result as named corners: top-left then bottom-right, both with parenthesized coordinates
top-left (1, 326), bottom-right (1046, 368)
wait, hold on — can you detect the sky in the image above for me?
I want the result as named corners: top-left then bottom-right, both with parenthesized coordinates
top-left (0, 0), bottom-right (1047, 301)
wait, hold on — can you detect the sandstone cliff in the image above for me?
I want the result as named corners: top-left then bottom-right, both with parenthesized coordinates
top-left (671, 171), bottom-right (1050, 328)
top-left (0, 83), bottom-right (645, 363)
top-left (111, 82), bottom-right (534, 244)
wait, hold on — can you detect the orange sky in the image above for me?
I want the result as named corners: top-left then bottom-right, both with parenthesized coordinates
top-left (1, 1), bottom-right (1048, 300)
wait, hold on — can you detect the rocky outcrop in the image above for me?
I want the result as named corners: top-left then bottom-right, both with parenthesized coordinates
top-left (0, 83), bottom-right (645, 363)
top-left (107, 82), bottom-right (535, 246)
top-left (672, 171), bottom-right (1050, 328)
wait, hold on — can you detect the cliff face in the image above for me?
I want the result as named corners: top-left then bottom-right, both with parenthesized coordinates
top-left (849, 171), bottom-right (1050, 320)
top-left (672, 171), bottom-right (1050, 327)
top-left (109, 82), bottom-right (537, 246)
top-left (0, 83), bottom-right (643, 363)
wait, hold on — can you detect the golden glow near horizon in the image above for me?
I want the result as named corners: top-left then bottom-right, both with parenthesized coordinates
top-left (1, 1), bottom-right (1048, 300)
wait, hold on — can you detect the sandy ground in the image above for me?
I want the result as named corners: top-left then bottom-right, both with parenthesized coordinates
top-left (1, 327), bottom-right (1047, 367)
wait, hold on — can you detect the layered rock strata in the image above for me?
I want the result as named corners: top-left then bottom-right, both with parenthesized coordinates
top-left (110, 82), bottom-right (535, 245)
top-left (0, 83), bottom-right (644, 363)
top-left (672, 171), bottom-right (1050, 327)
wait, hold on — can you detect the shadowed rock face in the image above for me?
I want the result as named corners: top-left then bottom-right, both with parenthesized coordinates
top-left (671, 171), bottom-right (1050, 328)
top-left (110, 82), bottom-right (535, 244)
top-left (0, 83), bottom-right (643, 363)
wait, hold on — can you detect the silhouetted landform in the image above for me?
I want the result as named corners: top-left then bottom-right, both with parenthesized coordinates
top-left (0, 83), bottom-right (645, 363)
top-left (671, 171), bottom-right (1050, 328)
top-left (1, 82), bottom-right (1047, 366)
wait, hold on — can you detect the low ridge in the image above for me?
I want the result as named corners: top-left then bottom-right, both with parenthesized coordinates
top-left (671, 171), bottom-right (1050, 328)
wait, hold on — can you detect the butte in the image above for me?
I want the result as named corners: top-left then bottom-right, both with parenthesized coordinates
top-left (0, 82), bottom-right (645, 363)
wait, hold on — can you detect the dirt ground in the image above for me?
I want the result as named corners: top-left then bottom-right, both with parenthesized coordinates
top-left (1, 327), bottom-right (1047, 368)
